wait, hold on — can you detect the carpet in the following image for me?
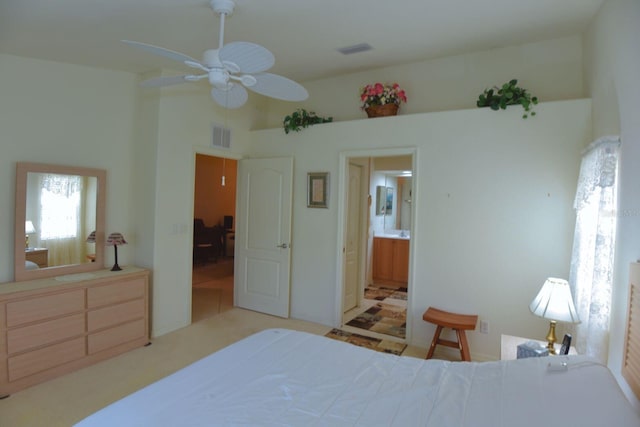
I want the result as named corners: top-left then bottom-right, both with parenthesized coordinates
top-left (346, 286), bottom-right (407, 339)
top-left (325, 328), bottom-right (406, 355)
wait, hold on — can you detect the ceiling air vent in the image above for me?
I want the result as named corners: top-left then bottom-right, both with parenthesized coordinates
top-left (212, 124), bottom-right (231, 149)
top-left (337, 43), bottom-right (373, 55)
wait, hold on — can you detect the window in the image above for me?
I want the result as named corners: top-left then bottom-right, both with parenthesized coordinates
top-left (39, 174), bottom-right (82, 240)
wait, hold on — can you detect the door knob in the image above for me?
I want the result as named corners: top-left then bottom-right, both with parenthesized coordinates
top-left (276, 243), bottom-right (289, 249)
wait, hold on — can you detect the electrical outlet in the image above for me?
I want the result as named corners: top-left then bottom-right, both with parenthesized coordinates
top-left (480, 320), bottom-right (490, 334)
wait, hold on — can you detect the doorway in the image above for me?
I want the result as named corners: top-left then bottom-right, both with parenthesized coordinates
top-left (340, 153), bottom-right (414, 342)
top-left (191, 153), bottom-right (237, 322)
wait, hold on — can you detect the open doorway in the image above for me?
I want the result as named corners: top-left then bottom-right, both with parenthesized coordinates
top-left (192, 154), bottom-right (237, 322)
top-left (341, 154), bottom-right (413, 342)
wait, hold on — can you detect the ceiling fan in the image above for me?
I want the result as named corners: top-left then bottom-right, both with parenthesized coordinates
top-left (122, 0), bottom-right (308, 109)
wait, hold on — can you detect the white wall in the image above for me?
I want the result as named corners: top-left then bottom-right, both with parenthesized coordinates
top-left (585, 0), bottom-right (640, 408)
top-left (0, 54), bottom-right (138, 282)
top-left (263, 36), bottom-right (585, 129)
top-left (148, 83), bottom-right (253, 336)
top-left (249, 100), bottom-right (590, 359)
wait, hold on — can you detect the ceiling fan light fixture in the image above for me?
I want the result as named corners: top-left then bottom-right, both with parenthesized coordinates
top-left (208, 68), bottom-right (229, 86)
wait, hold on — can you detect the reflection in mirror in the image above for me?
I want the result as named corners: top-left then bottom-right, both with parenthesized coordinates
top-left (380, 174), bottom-right (411, 231)
top-left (14, 163), bottom-right (106, 282)
top-left (376, 186), bottom-right (386, 216)
top-left (395, 176), bottom-right (412, 230)
top-left (385, 187), bottom-right (394, 216)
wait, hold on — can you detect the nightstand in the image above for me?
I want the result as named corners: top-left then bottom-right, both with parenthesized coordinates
top-left (500, 334), bottom-right (576, 360)
top-left (25, 248), bottom-right (48, 268)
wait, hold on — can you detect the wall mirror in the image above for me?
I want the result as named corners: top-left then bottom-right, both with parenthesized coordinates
top-left (14, 162), bottom-right (106, 281)
top-left (376, 185), bottom-right (386, 216)
top-left (379, 174), bottom-right (412, 230)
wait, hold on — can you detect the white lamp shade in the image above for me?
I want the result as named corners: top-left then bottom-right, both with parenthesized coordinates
top-left (25, 220), bottom-right (36, 234)
top-left (529, 278), bottom-right (580, 323)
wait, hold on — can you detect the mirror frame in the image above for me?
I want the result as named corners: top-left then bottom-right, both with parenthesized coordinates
top-left (14, 162), bottom-right (106, 282)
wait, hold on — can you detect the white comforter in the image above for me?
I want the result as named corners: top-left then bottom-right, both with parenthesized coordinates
top-left (75, 328), bottom-right (640, 427)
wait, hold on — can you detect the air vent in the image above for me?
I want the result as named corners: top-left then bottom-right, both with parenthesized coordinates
top-left (212, 124), bottom-right (231, 149)
top-left (337, 43), bottom-right (373, 55)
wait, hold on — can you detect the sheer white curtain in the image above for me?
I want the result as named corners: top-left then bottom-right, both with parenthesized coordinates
top-left (569, 136), bottom-right (620, 362)
top-left (38, 174), bottom-right (86, 266)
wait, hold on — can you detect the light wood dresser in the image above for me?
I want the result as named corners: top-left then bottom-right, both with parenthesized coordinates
top-left (0, 267), bottom-right (149, 397)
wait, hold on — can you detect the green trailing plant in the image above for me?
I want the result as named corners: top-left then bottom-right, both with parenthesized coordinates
top-left (283, 109), bottom-right (333, 134)
top-left (476, 79), bottom-right (538, 118)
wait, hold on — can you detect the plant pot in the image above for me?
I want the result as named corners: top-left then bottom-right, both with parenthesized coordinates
top-left (365, 103), bottom-right (399, 118)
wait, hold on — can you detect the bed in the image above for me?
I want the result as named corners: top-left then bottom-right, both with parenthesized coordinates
top-left (75, 328), bottom-right (639, 426)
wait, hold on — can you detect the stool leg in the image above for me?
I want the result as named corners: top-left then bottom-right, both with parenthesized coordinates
top-left (456, 329), bottom-right (471, 361)
top-left (426, 325), bottom-right (443, 359)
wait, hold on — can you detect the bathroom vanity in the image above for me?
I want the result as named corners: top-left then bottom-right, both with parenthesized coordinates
top-left (372, 236), bottom-right (409, 284)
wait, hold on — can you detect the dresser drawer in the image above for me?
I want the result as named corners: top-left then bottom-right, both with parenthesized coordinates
top-left (88, 319), bottom-right (146, 355)
top-left (6, 289), bottom-right (85, 327)
top-left (7, 313), bottom-right (85, 355)
top-left (8, 337), bottom-right (85, 382)
top-left (88, 299), bottom-right (145, 332)
top-left (87, 278), bottom-right (145, 308)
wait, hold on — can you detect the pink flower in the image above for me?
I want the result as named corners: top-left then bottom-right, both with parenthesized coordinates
top-left (359, 82), bottom-right (407, 109)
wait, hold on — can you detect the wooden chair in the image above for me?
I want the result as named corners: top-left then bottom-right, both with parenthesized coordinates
top-left (423, 307), bottom-right (478, 362)
top-left (193, 219), bottom-right (223, 265)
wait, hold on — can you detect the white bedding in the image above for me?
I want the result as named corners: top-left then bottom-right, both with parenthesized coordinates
top-left (75, 328), bottom-right (640, 427)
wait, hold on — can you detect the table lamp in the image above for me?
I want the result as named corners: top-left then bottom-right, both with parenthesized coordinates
top-left (25, 220), bottom-right (36, 249)
top-left (106, 232), bottom-right (127, 271)
top-left (529, 278), bottom-right (580, 354)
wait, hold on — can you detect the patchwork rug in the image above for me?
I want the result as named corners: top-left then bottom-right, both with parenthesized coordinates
top-left (324, 328), bottom-right (406, 356)
top-left (346, 286), bottom-right (407, 339)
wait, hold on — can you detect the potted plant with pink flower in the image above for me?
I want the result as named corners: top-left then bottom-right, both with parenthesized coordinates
top-left (360, 82), bottom-right (407, 117)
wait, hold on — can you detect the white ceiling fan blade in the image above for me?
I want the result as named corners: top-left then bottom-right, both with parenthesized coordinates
top-left (139, 75), bottom-right (205, 88)
top-left (122, 40), bottom-right (204, 67)
top-left (219, 42), bottom-right (275, 74)
top-left (211, 84), bottom-right (248, 109)
top-left (245, 73), bottom-right (309, 102)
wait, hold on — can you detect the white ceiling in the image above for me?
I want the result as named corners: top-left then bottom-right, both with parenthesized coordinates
top-left (0, 0), bottom-right (605, 83)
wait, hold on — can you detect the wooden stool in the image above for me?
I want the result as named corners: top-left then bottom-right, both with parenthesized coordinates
top-left (423, 307), bottom-right (478, 362)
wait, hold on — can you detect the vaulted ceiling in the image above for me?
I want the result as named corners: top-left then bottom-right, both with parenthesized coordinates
top-left (0, 0), bottom-right (604, 82)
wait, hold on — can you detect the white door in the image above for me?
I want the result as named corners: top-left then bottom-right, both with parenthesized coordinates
top-left (343, 163), bottom-right (362, 312)
top-left (235, 157), bottom-right (293, 318)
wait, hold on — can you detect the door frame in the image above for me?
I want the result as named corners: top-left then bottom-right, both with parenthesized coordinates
top-left (189, 146), bottom-right (243, 318)
top-left (334, 147), bottom-right (418, 341)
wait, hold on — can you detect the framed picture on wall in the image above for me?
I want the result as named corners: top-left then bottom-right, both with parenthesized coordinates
top-left (307, 172), bottom-right (329, 208)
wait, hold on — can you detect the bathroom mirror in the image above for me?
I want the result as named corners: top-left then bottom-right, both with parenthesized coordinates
top-left (379, 175), bottom-right (411, 230)
top-left (376, 186), bottom-right (387, 216)
top-left (14, 162), bottom-right (106, 281)
top-left (385, 187), bottom-right (394, 216)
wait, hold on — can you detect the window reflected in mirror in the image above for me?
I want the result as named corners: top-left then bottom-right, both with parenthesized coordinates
top-left (25, 172), bottom-right (98, 268)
